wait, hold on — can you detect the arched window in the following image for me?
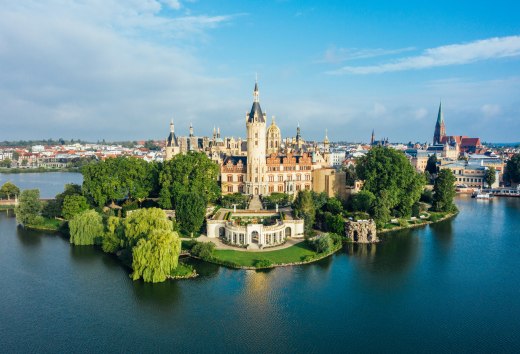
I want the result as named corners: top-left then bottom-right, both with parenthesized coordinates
top-left (227, 175), bottom-right (233, 182)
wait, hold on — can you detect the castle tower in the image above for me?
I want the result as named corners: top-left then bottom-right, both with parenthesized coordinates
top-left (165, 119), bottom-right (180, 160)
top-left (266, 115), bottom-right (281, 155)
top-left (246, 81), bottom-right (267, 195)
top-left (433, 102), bottom-right (446, 145)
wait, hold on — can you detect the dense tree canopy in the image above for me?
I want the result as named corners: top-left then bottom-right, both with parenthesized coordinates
top-left (102, 216), bottom-right (124, 254)
top-left (0, 182), bottom-right (20, 199)
top-left (15, 189), bottom-right (42, 226)
top-left (351, 190), bottom-right (375, 213)
top-left (425, 155), bottom-right (438, 176)
top-left (62, 195), bottom-right (90, 220)
top-left (342, 164), bottom-right (357, 186)
top-left (293, 190), bottom-right (316, 237)
top-left (356, 146), bottom-right (425, 222)
top-left (0, 159), bottom-right (12, 168)
top-left (504, 154), bottom-right (520, 184)
top-left (432, 169), bottom-right (457, 212)
top-left (69, 210), bottom-right (104, 246)
top-left (176, 191), bottom-right (206, 236)
top-left (131, 228), bottom-right (181, 283)
top-left (158, 152), bottom-right (219, 210)
top-left (82, 157), bottom-right (158, 207)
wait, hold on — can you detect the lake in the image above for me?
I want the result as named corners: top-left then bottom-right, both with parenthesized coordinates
top-left (1, 173), bottom-right (519, 353)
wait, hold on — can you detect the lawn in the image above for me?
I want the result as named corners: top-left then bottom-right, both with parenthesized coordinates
top-left (212, 241), bottom-right (318, 267)
top-left (27, 217), bottom-right (64, 231)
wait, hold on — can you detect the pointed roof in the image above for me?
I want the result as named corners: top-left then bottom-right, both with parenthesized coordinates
top-left (248, 81), bottom-right (265, 123)
top-left (436, 102), bottom-right (444, 125)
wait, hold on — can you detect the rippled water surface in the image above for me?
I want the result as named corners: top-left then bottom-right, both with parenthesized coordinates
top-left (1, 174), bottom-right (519, 353)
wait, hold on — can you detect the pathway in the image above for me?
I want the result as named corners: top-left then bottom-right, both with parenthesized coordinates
top-left (248, 195), bottom-right (262, 210)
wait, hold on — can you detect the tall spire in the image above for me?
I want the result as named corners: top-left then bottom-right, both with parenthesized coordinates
top-left (437, 101), bottom-right (444, 124)
top-left (170, 119), bottom-right (174, 133)
top-left (253, 80), bottom-right (259, 103)
top-left (189, 122), bottom-right (194, 137)
top-left (371, 129), bottom-right (375, 145)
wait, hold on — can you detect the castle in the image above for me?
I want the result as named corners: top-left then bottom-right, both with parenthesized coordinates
top-left (165, 82), bottom-right (346, 198)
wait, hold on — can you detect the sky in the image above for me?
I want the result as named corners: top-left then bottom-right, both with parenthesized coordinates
top-left (1, 0), bottom-right (520, 143)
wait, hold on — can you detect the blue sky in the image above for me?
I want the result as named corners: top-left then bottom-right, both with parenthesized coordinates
top-left (1, 0), bottom-right (519, 143)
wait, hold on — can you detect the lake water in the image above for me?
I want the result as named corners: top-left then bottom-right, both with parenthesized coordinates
top-left (0, 172), bottom-right (83, 198)
top-left (1, 173), bottom-right (519, 353)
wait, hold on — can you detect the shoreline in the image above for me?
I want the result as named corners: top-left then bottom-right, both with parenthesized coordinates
top-left (378, 211), bottom-right (458, 234)
top-left (0, 168), bottom-right (80, 174)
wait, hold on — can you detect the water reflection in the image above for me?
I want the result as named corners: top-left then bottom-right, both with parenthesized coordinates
top-left (430, 219), bottom-right (454, 255)
top-left (69, 245), bottom-right (101, 264)
top-left (16, 226), bottom-right (42, 248)
top-left (131, 278), bottom-right (181, 310)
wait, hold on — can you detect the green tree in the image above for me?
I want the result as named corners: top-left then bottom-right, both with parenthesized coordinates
top-left (0, 158), bottom-right (11, 168)
top-left (62, 195), bottom-right (90, 219)
top-left (504, 153), bottom-right (520, 184)
top-left (372, 190), bottom-right (392, 229)
top-left (221, 193), bottom-right (249, 209)
top-left (131, 228), bottom-right (181, 283)
top-left (356, 146), bottom-right (425, 218)
top-left (102, 216), bottom-right (124, 253)
top-left (190, 242), bottom-right (215, 260)
top-left (484, 167), bottom-right (496, 188)
top-left (262, 192), bottom-right (291, 209)
top-left (324, 212), bottom-right (345, 235)
top-left (176, 191), bottom-right (206, 236)
top-left (69, 210), bottom-right (104, 246)
top-left (15, 189), bottom-right (42, 226)
top-left (323, 197), bottom-right (343, 214)
top-left (158, 152), bottom-right (219, 209)
top-left (21, 159), bottom-right (28, 167)
top-left (342, 164), bottom-right (357, 186)
top-left (123, 208), bottom-right (172, 248)
top-left (12, 151), bottom-right (20, 161)
top-left (293, 190), bottom-right (316, 237)
top-left (352, 190), bottom-right (376, 212)
top-left (432, 169), bottom-right (457, 212)
top-left (0, 182), bottom-right (20, 200)
top-left (313, 234), bottom-right (333, 253)
top-left (42, 199), bottom-right (61, 218)
top-left (425, 155), bottom-right (438, 176)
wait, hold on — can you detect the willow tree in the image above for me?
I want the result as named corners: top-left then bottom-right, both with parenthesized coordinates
top-left (102, 216), bottom-right (124, 254)
top-left (69, 210), bottom-right (104, 246)
top-left (123, 208), bottom-right (172, 248)
top-left (131, 229), bottom-right (181, 283)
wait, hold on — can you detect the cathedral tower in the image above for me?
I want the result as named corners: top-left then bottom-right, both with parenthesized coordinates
top-left (433, 102), bottom-right (446, 145)
top-left (246, 81), bottom-right (267, 195)
top-left (165, 119), bottom-right (180, 160)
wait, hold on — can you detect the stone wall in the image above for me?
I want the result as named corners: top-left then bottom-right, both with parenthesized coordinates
top-left (344, 220), bottom-right (379, 243)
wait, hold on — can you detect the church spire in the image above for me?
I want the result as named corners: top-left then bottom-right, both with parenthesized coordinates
top-left (433, 101), bottom-right (446, 145)
top-left (371, 129), bottom-right (375, 145)
top-left (170, 119), bottom-right (174, 133)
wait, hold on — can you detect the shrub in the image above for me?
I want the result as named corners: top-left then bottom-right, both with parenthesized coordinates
top-left (191, 242), bottom-right (216, 260)
top-left (254, 259), bottom-right (273, 268)
top-left (313, 234), bottom-right (333, 254)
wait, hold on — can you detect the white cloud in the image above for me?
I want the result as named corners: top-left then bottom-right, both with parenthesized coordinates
top-left (320, 46), bottom-right (415, 64)
top-left (328, 35), bottom-right (520, 74)
top-left (161, 0), bottom-right (182, 10)
top-left (0, 1), bottom-right (243, 140)
top-left (481, 104), bottom-right (502, 117)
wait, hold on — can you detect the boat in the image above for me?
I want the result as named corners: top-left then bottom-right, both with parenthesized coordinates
top-left (472, 190), bottom-right (493, 199)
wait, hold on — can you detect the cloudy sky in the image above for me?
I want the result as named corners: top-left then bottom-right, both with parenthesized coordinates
top-left (1, 0), bottom-right (519, 143)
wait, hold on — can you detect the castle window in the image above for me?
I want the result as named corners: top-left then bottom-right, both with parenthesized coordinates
top-left (296, 174), bottom-right (301, 181)
top-left (278, 185), bottom-right (284, 192)
top-left (227, 186), bottom-right (233, 193)
top-left (269, 186), bottom-right (274, 193)
top-left (238, 175), bottom-right (244, 182)
top-left (227, 175), bottom-right (233, 182)
top-left (296, 184), bottom-right (301, 191)
top-left (255, 133), bottom-right (258, 138)
top-left (269, 175), bottom-right (274, 182)
top-left (305, 184), bottom-right (310, 190)
top-left (278, 175), bottom-right (283, 182)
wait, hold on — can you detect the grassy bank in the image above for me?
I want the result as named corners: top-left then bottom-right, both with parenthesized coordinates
top-left (379, 211), bottom-right (458, 234)
top-left (209, 240), bottom-right (341, 269)
top-left (25, 218), bottom-right (65, 232)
